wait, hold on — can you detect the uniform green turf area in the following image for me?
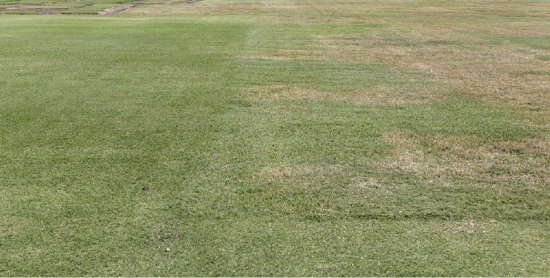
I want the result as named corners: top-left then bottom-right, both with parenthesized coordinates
top-left (1, 0), bottom-right (550, 275)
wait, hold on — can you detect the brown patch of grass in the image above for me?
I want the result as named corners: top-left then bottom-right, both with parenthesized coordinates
top-left (234, 2), bottom-right (550, 113)
top-left (127, 2), bottom-right (297, 16)
top-left (253, 164), bottom-right (347, 190)
top-left (246, 85), bottom-right (335, 102)
top-left (131, 0), bottom-right (550, 113)
top-left (470, 23), bottom-right (550, 37)
top-left (125, 0), bottom-right (550, 25)
top-left (352, 177), bottom-right (382, 189)
top-left (131, 0), bottom-right (550, 116)
top-left (379, 131), bottom-right (550, 186)
top-left (379, 131), bottom-right (471, 177)
top-left (239, 55), bottom-right (292, 61)
top-left (453, 219), bottom-right (495, 234)
top-left (489, 140), bottom-right (550, 155)
top-left (253, 40), bottom-right (548, 117)
top-left (307, 30), bottom-right (550, 114)
top-left (245, 85), bottom-right (444, 106)
top-left (257, 164), bottom-right (317, 180)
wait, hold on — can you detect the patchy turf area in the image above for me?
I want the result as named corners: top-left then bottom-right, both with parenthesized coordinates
top-left (0, 0), bottom-right (176, 14)
top-left (1, 0), bottom-right (550, 276)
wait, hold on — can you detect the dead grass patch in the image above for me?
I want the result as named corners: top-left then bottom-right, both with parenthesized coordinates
top-left (245, 85), bottom-right (444, 106)
top-left (130, 0), bottom-right (549, 138)
top-left (239, 55), bottom-right (292, 61)
top-left (125, 0), bottom-right (550, 27)
top-left (453, 219), bottom-right (494, 234)
top-left (379, 131), bottom-right (550, 185)
top-left (138, 0), bottom-right (550, 114)
top-left (257, 164), bottom-right (317, 180)
top-left (380, 131), bottom-right (471, 177)
top-left (307, 30), bottom-right (550, 113)
top-left (472, 24), bottom-right (550, 37)
top-left (254, 164), bottom-right (347, 185)
top-left (489, 140), bottom-right (550, 155)
top-left (352, 177), bottom-right (383, 189)
top-left (127, 2), bottom-right (291, 16)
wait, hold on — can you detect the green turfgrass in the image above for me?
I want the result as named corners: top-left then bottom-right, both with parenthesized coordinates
top-left (1, 0), bottom-right (550, 276)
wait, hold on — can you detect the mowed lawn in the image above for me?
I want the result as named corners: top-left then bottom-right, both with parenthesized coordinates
top-left (1, 0), bottom-right (550, 275)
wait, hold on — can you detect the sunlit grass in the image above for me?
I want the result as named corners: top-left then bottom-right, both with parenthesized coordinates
top-left (1, 0), bottom-right (550, 275)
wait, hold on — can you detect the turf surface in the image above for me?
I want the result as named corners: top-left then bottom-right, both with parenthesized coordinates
top-left (1, 0), bottom-right (550, 275)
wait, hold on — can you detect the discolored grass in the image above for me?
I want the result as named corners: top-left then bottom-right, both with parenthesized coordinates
top-left (1, 0), bottom-right (550, 276)
top-left (245, 84), bottom-right (446, 106)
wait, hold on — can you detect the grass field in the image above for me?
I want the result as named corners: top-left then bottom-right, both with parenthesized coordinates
top-left (1, 0), bottom-right (550, 276)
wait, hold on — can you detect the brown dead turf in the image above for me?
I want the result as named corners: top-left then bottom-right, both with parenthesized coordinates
top-left (452, 219), bottom-right (495, 234)
top-left (379, 131), bottom-right (550, 188)
top-left (131, 0), bottom-right (550, 189)
top-left (245, 85), bottom-right (445, 106)
top-left (261, 26), bottom-right (550, 110)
